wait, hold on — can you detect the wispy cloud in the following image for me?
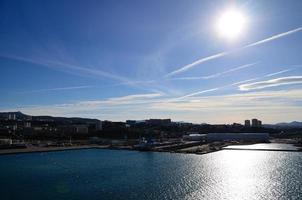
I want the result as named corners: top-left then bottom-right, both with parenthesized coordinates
top-left (151, 89), bottom-right (302, 114)
top-left (239, 76), bottom-right (302, 91)
top-left (106, 93), bottom-right (163, 103)
top-left (17, 85), bottom-right (93, 94)
top-left (165, 27), bottom-right (302, 77)
top-left (244, 27), bottom-right (302, 48)
top-left (264, 69), bottom-right (293, 77)
top-left (2, 89), bottom-right (302, 123)
top-left (149, 89), bottom-right (302, 123)
top-left (0, 54), bottom-right (162, 93)
top-left (231, 68), bottom-right (295, 86)
top-left (70, 92), bottom-right (164, 107)
top-left (165, 52), bottom-right (228, 77)
top-left (0, 54), bottom-right (130, 82)
top-left (169, 62), bottom-right (257, 80)
top-left (230, 78), bottom-right (259, 86)
top-left (173, 68), bottom-right (298, 99)
top-left (176, 88), bottom-right (220, 99)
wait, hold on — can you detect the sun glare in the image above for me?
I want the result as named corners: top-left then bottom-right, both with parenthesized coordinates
top-left (216, 8), bottom-right (247, 41)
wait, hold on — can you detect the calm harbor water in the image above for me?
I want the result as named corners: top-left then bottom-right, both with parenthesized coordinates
top-left (0, 148), bottom-right (301, 200)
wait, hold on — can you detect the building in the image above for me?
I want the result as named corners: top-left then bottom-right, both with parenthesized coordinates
top-left (95, 121), bottom-right (102, 131)
top-left (8, 114), bottom-right (16, 120)
top-left (244, 120), bottom-right (251, 127)
top-left (207, 132), bottom-right (269, 142)
top-left (252, 119), bottom-right (262, 127)
top-left (252, 119), bottom-right (258, 127)
top-left (74, 125), bottom-right (89, 134)
top-left (24, 122), bottom-right (31, 128)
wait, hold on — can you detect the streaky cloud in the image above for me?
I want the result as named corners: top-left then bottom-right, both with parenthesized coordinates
top-left (0, 54), bottom-right (129, 82)
top-left (165, 27), bottom-right (302, 77)
top-left (0, 54), bottom-right (159, 93)
top-left (231, 68), bottom-right (295, 86)
top-left (173, 68), bottom-right (298, 100)
top-left (264, 69), bottom-right (293, 77)
top-left (244, 27), bottom-right (302, 48)
top-left (17, 85), bottom-right (93, 94)
top-left (2, 89), bottom-right (302, 124)
top-left (169, 62), bottom-right (257, 80)
top-left (239, 76), bottom-right (302, 91)
top-left (165, 52), bottom-right (228, 77)
top-left (176, 88), bottom-right (220, 99)
top-left (78, 92), bottom-right (164, 106)
top-left (230, 78), bottom-right (259, 86)
top-left (107, 93), bottom-right (162, 102)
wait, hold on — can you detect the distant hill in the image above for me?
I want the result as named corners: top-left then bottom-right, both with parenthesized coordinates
top-left (0, 111), bottom-right (101, 124)
top-left (0, 111), bottom-right (30, 120)
top-left (275, 121), bottom-right (302, 128)
top-left (263, 121), bottom-right (302, 129)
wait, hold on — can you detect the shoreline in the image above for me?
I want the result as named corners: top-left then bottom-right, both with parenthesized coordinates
top-left (0, 145), bottom-right (109, 155)
top-left (0, 142), bottom-right (301, 156)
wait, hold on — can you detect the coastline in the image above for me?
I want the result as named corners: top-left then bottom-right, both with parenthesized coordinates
top-left (0, 145), bottom-right (109, 155)
top-left (0, 141), bottom-right (301, 156)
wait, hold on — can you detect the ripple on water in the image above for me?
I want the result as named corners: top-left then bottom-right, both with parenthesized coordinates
top-left (0, 149), bottom-right (301, 200)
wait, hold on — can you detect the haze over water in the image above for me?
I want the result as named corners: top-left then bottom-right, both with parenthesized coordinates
top-left (0, 149), bottom-right (301, 200)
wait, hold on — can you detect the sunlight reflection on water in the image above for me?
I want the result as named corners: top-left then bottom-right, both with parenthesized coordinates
top-left (0, 149), bottom-right (301, 200)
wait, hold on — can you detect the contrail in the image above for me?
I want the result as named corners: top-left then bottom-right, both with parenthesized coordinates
top-left (169, 62), bottom-right (257, 80)
top-left (176, 88), bottom-right (220, 99)
top-left (16, 85), bottom-right (93, 94)
top-left (166, 27), bottom-right (302, 77)
top-left (244, 27), bottom-right (302, 48)
top-left (0, 54), bottom-right (157, 92)
top-left (239, 76), bottom-right (302, 91)
top-left (165, 52), bottom-right (228, 77)
top-left (174, 67), bottom-right (296, 99)
top-left (264, 69), bottom-right (293, 77)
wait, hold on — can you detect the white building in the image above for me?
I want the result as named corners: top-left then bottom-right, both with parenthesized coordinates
top-left (8, 114), bottom-right (16, 120)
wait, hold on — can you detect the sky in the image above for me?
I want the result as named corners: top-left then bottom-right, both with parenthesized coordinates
top-left (0, 0), bottom-right (302, 124)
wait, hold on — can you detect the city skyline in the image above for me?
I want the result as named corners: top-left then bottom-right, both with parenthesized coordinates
top-left (1, 0), bottom-right (302, 123)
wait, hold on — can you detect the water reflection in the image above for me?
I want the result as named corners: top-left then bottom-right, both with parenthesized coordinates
top-left (189, 150), bottom-right (301, 200)
top-left (224, 143), bottom-right (299, 151)
top-left (0, 149), bottom-right (301, 200)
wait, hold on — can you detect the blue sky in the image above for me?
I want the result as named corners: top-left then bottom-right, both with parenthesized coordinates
top-left (0, 0), bottom-right (302, 123)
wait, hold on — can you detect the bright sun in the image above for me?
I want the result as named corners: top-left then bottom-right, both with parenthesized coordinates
top-left (216, 8), bottom-right (247, 40)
